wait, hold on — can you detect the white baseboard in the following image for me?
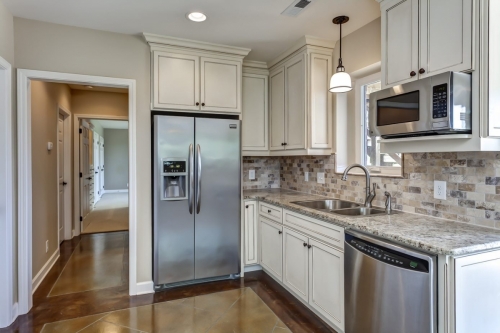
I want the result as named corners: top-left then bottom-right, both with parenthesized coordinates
top-left (135, 281), bottom-right (154, 295)
top-left (32, 249), bottom-right (59, 293)
top-left (244, 264), bottom-right (263, 272)
top-left (103, 189), bottom-right (129, 194)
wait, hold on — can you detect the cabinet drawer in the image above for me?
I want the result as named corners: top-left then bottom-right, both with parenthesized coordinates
top-left (283, 209), bottom-right (344, 250)
top-left (259, 203), bottom-right (283, 223)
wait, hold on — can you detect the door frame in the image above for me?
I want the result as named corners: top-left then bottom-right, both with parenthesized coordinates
top-left (74, 114), bottom-right (127, 234)
top-left (17, 69), bottom-right (138, 315)
top-left (57, 106), bottom-right (72, 242)
top-left (0, 56), bottom-right (16, 328)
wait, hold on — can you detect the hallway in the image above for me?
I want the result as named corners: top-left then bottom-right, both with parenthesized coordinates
top-left (82, 193), bottom-right (129, 234)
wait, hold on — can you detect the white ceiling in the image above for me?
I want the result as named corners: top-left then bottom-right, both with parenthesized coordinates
top-left (90, 120), bottom-right (129, 130)
top-left (4, 0), bottom-right (380, 62)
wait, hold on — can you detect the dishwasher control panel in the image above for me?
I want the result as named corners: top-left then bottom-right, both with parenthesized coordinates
top-left (348, 236), bottom-right (429, 273)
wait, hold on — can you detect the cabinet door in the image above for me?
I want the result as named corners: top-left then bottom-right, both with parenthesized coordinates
top-left (381, 0), bottom-right (419, 88)
top-left (260, 218), bottom-right (283, 281)
top-left (153, 51), bottom-right (200, 111)
top-left (489, 0), bottom-right (500, 137)
top-left (284, 53), bottom-right (306, 150)
top-left (308, 239), bottom-right (344, 331)
top-left (244, 201), bottom-right (258, 265)
top-left (269, 67), bottom-right (285, 150)
top-left (310, 53), bottom-right (333, 149)
top-left (419, 0), bottom-right (473, 78)
top-left (283, 227), bottom-right (309, 302)
top-left (242, 73), bottom-right (268, 151)
top-left (200, 57), bottom-right (241, 113)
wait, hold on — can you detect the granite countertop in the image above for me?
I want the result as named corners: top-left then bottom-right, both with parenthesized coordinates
top-left (244, 188), bottom-right (500, 256)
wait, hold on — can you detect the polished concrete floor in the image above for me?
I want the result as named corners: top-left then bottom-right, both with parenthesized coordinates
top-left (41, 288), bottom-right (291, 332)
top-left (49, 232), bottom-right (127, 296)
top-left (1, 231), bottom-right (336, 333)
top-left (82, 193), bottom-right (129, 234)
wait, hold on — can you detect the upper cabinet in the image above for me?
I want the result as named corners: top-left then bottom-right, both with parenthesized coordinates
top-left (244, 36), bottom-right (334, 156)
top-left (144, 34), bottom-right (250, 114)
top-left (381, 0), bottom-right (474, 88)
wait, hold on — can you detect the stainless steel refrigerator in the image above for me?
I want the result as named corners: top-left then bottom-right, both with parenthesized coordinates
top-left (153, 114), bottom-right (241, 288)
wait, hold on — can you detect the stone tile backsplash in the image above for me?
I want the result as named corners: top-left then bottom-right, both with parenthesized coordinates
top-left (243, 152), bottom-right (500, 229)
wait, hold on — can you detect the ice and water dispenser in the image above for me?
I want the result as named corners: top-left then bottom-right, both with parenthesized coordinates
top-left (161, 159), bottom-right (187, 200)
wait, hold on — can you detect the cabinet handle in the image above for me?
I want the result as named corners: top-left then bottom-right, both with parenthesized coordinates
top-left (419, 68), bottom-right (426, 74)
top-left (278, 231), bottom-right (282, 234)
top-left (202, 103), bottom-right (205, 106)
top-left (308, 244), bottom-right (312, 249)
top-left (303, 242), bottom-right (307, 247)
top-left (410, 71), bottom-right (416, 77)
top-left (196, 102), bottom-right (200, 106)
top-left (245, 205), bottom-right (249, 208)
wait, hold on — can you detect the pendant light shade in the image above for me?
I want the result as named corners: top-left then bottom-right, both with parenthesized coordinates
top-left (329, 16), bottom-right (352, 93)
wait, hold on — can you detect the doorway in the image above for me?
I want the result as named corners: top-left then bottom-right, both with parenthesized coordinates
top-left (17, 69), bottom-right (138, 316)
top-left (57, 107), bottom-right (72, 244)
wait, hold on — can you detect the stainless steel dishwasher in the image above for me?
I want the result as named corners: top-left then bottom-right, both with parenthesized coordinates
top-left (345, 230), bottom-right (437, 333)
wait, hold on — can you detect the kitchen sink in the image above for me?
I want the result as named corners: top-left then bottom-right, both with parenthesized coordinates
top-left (291, 200), bottom-right (361, 210)
top-left (331, 207), bottom-right (398, 217)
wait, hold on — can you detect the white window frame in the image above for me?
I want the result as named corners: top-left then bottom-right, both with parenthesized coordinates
top-left (354, 72), bottom-right (403, 177)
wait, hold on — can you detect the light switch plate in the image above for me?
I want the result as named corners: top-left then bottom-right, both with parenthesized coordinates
top-left (317, 172), bottom-right (325, 184)
top-left (249, 169), bottom-right (255, 180)
top-left (434, 180), bottom-right (447, 200)
top-left (304, 172), bottom-right (309, 182)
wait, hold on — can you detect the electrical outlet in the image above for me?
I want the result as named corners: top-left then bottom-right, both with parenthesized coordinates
top-left (434, 180), bottom-right (447, 200)
top-left (249, 169), bottom-right (255, 180)
top-left (46, 240), bottom-right (49, 253)
top-left (304, 172), bottom-right (309, 182)
top-left (317, 172), bottom-right (325, 184)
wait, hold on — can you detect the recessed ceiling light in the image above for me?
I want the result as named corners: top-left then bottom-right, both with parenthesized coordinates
top-left (86, 85), bottom-right (93, 89)
top-left (187, 12), bottom-right (207, 22)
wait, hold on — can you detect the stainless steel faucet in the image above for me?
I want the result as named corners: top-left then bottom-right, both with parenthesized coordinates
top-left (341, 164), bottom-right (376, 208)
top-left (384, 191), bottom-right (392, 214)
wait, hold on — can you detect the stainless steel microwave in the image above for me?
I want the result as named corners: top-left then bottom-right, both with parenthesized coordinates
top-left (369, 71), bottom-right (472, 139)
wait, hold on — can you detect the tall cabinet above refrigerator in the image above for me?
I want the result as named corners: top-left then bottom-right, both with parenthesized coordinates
top-left (153, 114), bottom-right (241, 288)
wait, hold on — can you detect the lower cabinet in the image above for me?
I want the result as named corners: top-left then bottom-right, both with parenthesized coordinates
top-left (260, 217), bottom-right (283, 281)
top-left (244, 201), bottom-right (258, 265)
top-left (283, 227), bottom-right (309, 302)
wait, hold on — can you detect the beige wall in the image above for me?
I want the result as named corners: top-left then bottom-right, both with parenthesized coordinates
top-left (14, 17), bottom-right (152, 283)
top-left (72, 90), bottom-right (128, 117)
top-left (104, 129), bottom-right (129, 190)
top-left (30, 80), bottom-right (71, 276)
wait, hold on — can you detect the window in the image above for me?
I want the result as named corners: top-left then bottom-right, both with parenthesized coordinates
top-left (360, 77), bottom-right (402, 176)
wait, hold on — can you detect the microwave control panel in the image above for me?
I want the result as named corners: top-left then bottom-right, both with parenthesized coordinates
top-left (432, 84), bottom-right (448, 119)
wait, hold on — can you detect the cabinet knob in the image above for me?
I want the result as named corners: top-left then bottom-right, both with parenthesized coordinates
top-left (303, 242), bottom-right (307, 247)
top-left (268, 209), bottom-right (271, 213)
top-left (245, 205), bottom-right (249, 208)
top-left (278, 230), bottom-right (282, 234)
top-left (284, 143), bottom-right (287, 146)
top-left (202, 103), bottom-right (205, 106)
top-left (419, 68), bottom-right (426, 74)
top-left (196, 102), bottom-right (200, 106)
top-left (410, 71), bottom-right (416, 77)
top-left (308, 245), bottom-right (312, 249)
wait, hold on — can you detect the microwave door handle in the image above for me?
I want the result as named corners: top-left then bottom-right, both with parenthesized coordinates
top-left (196, 144), bottom-right (202, 214)
top-left (188, 144), bottom-right (194, 214)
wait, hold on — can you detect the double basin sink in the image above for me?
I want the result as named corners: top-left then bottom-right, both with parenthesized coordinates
top-left (290, 199), bottom-right (393, 217)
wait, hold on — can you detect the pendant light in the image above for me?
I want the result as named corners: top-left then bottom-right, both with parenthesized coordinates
top-left (329, 16), bottom-right (352, 93)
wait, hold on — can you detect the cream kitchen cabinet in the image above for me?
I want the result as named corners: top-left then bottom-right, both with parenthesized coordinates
top-left (144, 34), bottom-right (250, 114)
top-left (260, 217), bottom-right (283, 281)
top-left (283, 227), bottom-right (309, 302)
top-left (380, 0), bottom-right (474, 88)
top-left (242, 62), bottom-right (269, 151)
top-left (244, 201), bottom-right (258, 266)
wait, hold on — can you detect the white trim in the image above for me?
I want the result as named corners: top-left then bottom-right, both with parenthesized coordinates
top-left (17, 69), bottom-right (138, 317)
top-left (102, 189), bottom-right (129, 194)
top-left (244, 265), bottom-right (263, 273)
top-left (0, 56), bottom-right (15, 329)
top-left (58, 105), bottom-right (73, 241)
top-left (135, 281), bottom-right (154, 295)
top-left (32, 249), bottom-right (60, 294)
top-left (73, 114), bottom-right (128, 236)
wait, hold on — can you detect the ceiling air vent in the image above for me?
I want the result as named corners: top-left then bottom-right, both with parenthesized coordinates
top-left (281, 0), bottom-right (316, 17)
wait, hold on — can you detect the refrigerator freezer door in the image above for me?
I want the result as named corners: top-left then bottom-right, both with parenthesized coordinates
top-left (154, 115), bottom-right (195, 285)
top-left (194, 118), bottom-right (241, 279)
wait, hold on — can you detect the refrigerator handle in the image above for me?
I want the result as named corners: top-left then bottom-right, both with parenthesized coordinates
top-left (188, 144), bottom-right (194, 214)
top-left (196, 144), bottom-right (202, 214)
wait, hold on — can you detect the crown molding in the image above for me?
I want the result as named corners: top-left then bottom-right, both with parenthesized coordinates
top-left (143, 33), bottom-right (251, 57)
top-left (243, 60), bottom-right (268, 69)
top-left (267, 35), bottom-right (335, 68)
